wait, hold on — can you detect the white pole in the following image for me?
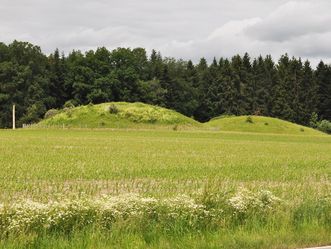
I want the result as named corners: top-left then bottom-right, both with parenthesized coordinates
top-left (12, 105), bottom-right (16, 130)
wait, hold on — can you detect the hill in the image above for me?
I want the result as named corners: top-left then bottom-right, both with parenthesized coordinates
top-left (205, 115), bottom-right (323, 135)
top-left (38, 102), bottom-right (200, 129)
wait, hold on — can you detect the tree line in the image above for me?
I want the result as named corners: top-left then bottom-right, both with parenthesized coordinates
top-left (0, 40), bottom-right (330, 128)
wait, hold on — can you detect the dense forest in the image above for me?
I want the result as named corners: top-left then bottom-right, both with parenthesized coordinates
top-left (0, 40), bottom-right (330, 128)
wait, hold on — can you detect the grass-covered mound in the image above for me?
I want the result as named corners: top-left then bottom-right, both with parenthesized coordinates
top-left (205, 115), bottom-right (323, 135)
top-left (39, 102), bottom-right (200, 129)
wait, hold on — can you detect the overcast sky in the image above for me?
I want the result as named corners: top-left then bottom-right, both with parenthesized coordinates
top-left (1, 0), bottom-right (330, 65)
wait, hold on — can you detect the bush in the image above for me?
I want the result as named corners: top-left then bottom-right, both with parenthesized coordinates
top-left (66, 110), bottom-right (73, 118)
top-left (309, 112), bottom-right (319, 128)
top-left (246, 116), bottom-right (253, 123)
top-left (63, 100), bottom-right (75, 109)
top-left (108, 104), bottom-right (119, 114)
top-left (317, 120), bottom-right (331, 134)
top-left (44, 109), bottom-right (59, 119)
top-left (19, 103), bottom-right (46, 125)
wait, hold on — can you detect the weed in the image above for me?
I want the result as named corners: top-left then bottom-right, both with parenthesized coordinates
top-left (246, 116), bottom-right (253, 123)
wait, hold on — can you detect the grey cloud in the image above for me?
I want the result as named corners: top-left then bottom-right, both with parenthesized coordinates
top-left (0, 0), bottom-right (330, 66)
top-left (245, 1), bottom-right (331, 42)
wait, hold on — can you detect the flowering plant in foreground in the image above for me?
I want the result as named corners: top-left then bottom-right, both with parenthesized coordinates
top-left (0, 189), bottom-right (282, 236)
top-left (229, 189), bottom-right (281, 214)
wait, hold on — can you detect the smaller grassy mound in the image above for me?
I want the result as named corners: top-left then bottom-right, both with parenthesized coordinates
top-left (39, 102), bottom-right (200, 129)
top-left (205, 115), bottom-right (323, 135)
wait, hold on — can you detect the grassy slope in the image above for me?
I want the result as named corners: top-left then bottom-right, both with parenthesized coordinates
top-left (205, 115), bottom-right (323, 135)
top-left (39, 102), bottom-right (200, 129)
top-left (38, 102), bottom-right (324, 135)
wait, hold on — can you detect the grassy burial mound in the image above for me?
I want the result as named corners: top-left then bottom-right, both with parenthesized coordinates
top-left (205, 115), bottom-right (323, 135)
top-left (39, 102), bottom-right (200, 129)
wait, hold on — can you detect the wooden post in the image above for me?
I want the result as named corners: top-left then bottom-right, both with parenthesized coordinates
top-left (12, 105), bottom-right (16, 130)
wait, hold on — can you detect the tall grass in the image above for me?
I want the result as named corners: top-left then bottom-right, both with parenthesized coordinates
top-left (0, 189), bottom-right (330, 248)
top-left (0, 129), bottom-right (330, 247)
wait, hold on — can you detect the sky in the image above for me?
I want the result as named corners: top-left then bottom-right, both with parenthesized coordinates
top-left (1, 0), bottom-right (331, 65)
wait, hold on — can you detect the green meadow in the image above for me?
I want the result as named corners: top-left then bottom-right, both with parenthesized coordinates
top-left (0, 127), bottom-right (330, 248)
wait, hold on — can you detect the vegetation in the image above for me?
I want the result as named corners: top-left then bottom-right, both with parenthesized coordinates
top-left (0, 129), bottom-right (330, 248)
top-left (36, 103), bottom-right (323, 135)
top-left (206, 115), bottom-right (323, 135)
top-left (0, 41), bottom-right (330, 129)
top-left (316, 119), bottom-right (331, 134)
top-left (38, 102), bottom-right (199, 129)
top-left (0, 40), bottom-right (330, 248)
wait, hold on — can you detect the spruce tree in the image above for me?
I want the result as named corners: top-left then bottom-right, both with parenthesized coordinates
top-left (272, 54), bottom-right (294, 121)
top-left (316, 61), bottom-right (331, 120)
top-left (299, 61), bottom-right (317, 124)
top-left (49, 49), bottom-right (66, 107)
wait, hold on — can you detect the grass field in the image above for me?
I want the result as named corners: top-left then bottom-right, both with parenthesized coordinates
top-left (0, 128), bottom-right (330, 248)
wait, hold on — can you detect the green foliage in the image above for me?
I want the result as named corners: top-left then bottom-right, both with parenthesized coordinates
top-left (317, 119), bottom-right (331, 134)
top-left (63, 100), bottom-right (75, 109)
top-left (66, 109), bottom-right (73, 118)
top-left (309, 112), bottom-right (319, 128)
top-left (44, 109), bottom-right (59, 119)
top-left (0, 40), bottom-right (330, 130)
top-left (19, 103), bottom-right (46, 125)
top-left (0, 41), bottom-right (52, 128)
top-left (108, 103), bottom-right (119, 114)
top-left (246, 116), bottom-right (253, 123)
top-left (316, 61), bottom-right (331, 121)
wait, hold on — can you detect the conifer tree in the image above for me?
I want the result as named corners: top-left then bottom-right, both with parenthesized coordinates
top-left (272, 54), bottom-right (294, 121)
top-left (316, 61), bottom-right (331, 120)
top-left (299, 61), bottom-right (317, 124)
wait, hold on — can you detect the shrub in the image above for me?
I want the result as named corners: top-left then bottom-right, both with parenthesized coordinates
top-left (66, 109), bottom-right (73, 118)
top-left (19, 104), bottom-right (46, 124)
top-left (253, 109), bottom-right (262, 116)
top-left (309, 112), bottom-right (319, 128)
top-left (228, 189), bottom-right (281, 224)
top-left (317, 120), bottom-right (331, 134)
top-left (246, 116), bottom-right (253, 123)
top-left (108, 104), bottom-right (119, 114)
top-left (264, 122), bottom-right (269, 126)
top-left (44, 109), bottom-right (58, 119)
top-left (63, 100), bottom-right (75, 109)
top-left (300, 128), bottom-right (304, 132)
